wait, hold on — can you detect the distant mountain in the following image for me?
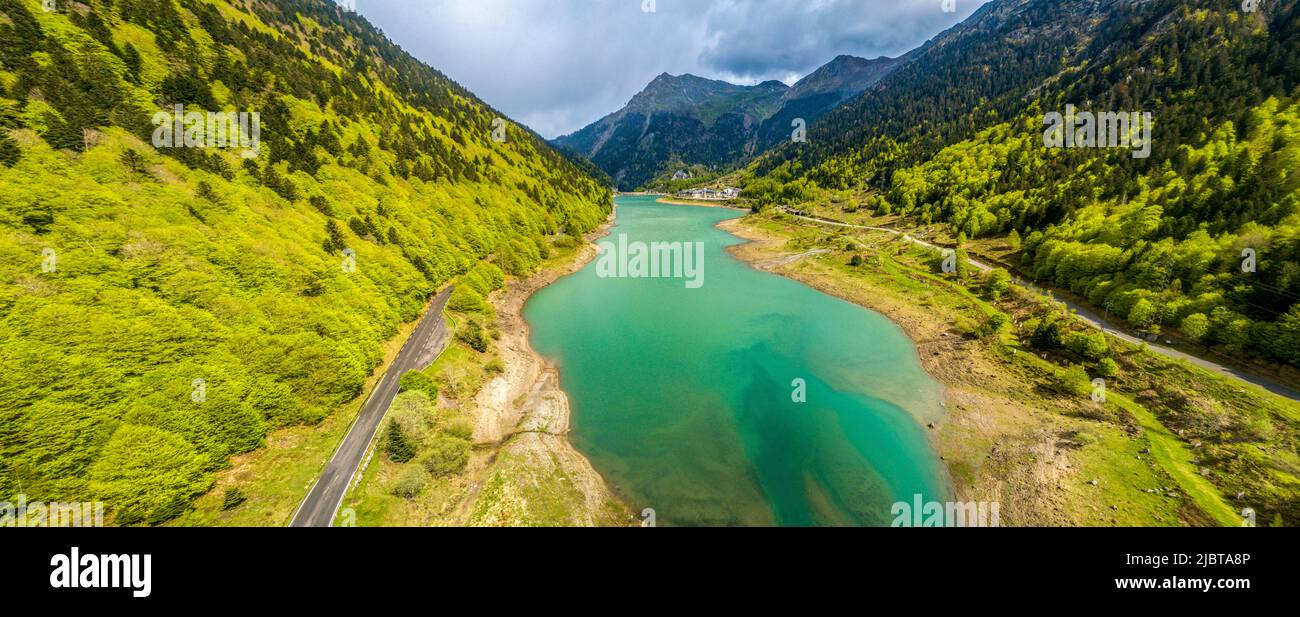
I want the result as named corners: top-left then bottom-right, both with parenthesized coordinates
top-left (754, 0), bottom-right (1126, 185)
top-left (552, 73), bottom-right (788, 190)
top-left (556, 54), bottom-right (908, 190)
top-left (745, 0), bottom-right (1300, 396)
top-left (754, 55), bottom-right (905, 149)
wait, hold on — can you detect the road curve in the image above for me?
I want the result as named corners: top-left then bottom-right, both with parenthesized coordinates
top-left (290, 285), bottom-right (455, 527)
top-left (778, 208), bottom-right (1300, 401)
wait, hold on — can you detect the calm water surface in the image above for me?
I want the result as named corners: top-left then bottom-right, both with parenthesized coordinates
top-left (525, 196), bottom-right (950, 526)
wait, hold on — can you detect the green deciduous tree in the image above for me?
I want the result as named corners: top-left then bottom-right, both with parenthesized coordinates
top-left (1067, 330), bottom-right (1110, 361)
top-left (1128, 299), bottom-right (1157, 329)
top-left (1181, 313), bottom-right (1210, 343)
top-left (457, 319), bottom-right (489, 353)
top-left (399, 371), bottom-right (437, 397)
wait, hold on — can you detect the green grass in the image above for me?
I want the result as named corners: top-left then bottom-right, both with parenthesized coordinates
top-left (1109, 390), bottom-right (1242, 526)
top-left (466, 449), bottom-right (577, 526)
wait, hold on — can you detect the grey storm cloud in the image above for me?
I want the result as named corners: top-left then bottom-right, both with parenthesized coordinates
top-left (351, 0), bottom-right (989, 139)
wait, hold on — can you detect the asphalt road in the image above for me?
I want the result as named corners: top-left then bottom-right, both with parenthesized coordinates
top-left (290, 285), bottom-right (455, 527)
top-left (779, 208), bottom-right (1300, 401)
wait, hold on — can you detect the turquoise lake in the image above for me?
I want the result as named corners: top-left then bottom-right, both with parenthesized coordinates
top-left (524, 196), bottom-right (951, 526)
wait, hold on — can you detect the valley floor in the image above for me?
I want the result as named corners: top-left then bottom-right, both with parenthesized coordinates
top-left (183, 202), bottom-right (1295, 527)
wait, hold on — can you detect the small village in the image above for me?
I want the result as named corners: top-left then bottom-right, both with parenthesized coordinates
top-left (673, 186), bottom-right (742, 201)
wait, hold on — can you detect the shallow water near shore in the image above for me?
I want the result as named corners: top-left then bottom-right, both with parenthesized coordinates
top-left (525, 196), bottom-right (951, 526)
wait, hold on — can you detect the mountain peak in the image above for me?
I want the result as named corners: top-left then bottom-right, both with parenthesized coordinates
top-left (785, 54), bottom-right (903, 101)
top-left (627, 73), bottom-right (748, 114)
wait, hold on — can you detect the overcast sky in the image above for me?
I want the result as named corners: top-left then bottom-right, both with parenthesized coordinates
top-left (350, 0), bottom-right (989, 139)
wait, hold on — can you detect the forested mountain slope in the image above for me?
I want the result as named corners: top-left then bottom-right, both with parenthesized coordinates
top-left (744, 0), bottom-right (1300, 370)
top-left (552, 73), bottom-right (788, 190)
top-left (0, 0), bottom-right (609, 524)
top-left (753, 54), bottom-right (905, 151)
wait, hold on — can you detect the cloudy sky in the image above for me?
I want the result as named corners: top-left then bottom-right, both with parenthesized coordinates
top-left (352, 0), bottom-right (989, 139)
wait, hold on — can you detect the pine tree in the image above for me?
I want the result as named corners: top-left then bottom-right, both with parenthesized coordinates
top-left (323, 220), bottom-right (346, 254)
top-left (0, 132), bottom-right (19, 167)
top-left (121, 43), bottom-right (142, 83)
top-left (383, 422), bottom-right (416, 463)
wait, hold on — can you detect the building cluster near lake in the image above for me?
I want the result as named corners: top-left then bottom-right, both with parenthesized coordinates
top-left (675, 187), bottom-right (742, 201)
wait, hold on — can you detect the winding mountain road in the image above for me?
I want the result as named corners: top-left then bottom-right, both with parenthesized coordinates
top-left (778, 207), bottom-right (1300, 401)
top-left (290, 285), bottom-right (455, 527)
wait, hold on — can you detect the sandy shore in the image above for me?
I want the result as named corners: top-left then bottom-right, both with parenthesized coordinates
top-left (465, 208), bottom-right (634, 526)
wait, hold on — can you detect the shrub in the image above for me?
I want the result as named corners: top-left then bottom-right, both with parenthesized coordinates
top-left (952, 315), bottom-right (979, 337)
top-left (441, 418), bottom-right (474, 442)
top-left (980, 312), bottom-right (1009, 338)
top-left (420, 435), bottom-right (471, 477)
top-left (1054, 365), bottom-right (1094, 397)
top-left (399, 370), bottom-right (437, 396)
top-left (389, 391), bottom-right (435, 447)
top-left (849, 254), bottom-right (863, 267)
top-left (1095, 357), bottom-right (1120, 378)
top-left (1067, 330), bottom-right (1110, 361)
top-left (984, 268), bottom-right (1012, 299)
top-left (221, 488), bottom-right (247, 511)
top-left (390, 465), bottom-right (429, 499)
top-left (1072, 430), bottom-right (1100, 446)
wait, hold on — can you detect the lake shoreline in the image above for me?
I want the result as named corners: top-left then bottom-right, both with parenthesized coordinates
top-left (715, 213), bottom-right (1079, 525)
top-left (469, 203), bottom-right (635, 525)
top-left (655, 197), bottom-right (750, 211)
